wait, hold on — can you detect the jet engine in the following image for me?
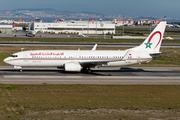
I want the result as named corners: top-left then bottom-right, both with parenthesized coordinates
top-left (63, 63), bottom-right (82, 72)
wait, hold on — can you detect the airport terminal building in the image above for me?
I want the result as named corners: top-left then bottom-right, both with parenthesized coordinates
top-left (31, 21), bottom-right (115, 34)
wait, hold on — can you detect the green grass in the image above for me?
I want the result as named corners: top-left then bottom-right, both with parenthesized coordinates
top-left (0, 84), bottom-right (180, 119)
top-left (116, 27), bottom-right (180, 36)
top-left (4, 85), bottom-right (18, 90)
top-left (0, 37), bottom-right (180, 43)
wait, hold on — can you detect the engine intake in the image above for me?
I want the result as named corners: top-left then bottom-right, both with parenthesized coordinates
top-left (63, 63), bottom-right (82, 72)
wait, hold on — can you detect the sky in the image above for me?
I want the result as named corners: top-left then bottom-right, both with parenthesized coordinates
top-left (0, 0), bottom-right (179, 19)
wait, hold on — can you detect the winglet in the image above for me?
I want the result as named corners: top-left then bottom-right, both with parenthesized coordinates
top-left (122, 51), bottom-right (130, 61)
top-left (92, 44), bottom-right (97, 51)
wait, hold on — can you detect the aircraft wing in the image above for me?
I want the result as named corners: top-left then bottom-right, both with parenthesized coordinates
top-left (79, 60), bottom-right (118, 68)
top-left (79, 50), bottom-right (130, 68)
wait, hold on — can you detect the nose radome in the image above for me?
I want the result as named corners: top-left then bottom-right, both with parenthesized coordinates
top-left (3, 58), bottom-right (9, 63)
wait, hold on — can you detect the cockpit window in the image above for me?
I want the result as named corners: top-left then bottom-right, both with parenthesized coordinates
top-left (10, 55), bottom-right (18, 57)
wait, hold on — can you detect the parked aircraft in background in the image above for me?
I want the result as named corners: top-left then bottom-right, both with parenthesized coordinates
top-left (26, 20), bottom-right (36, 36)
top-left (54, 18), bottom-right (60, 23)
top-left (4, 22), bottom-right (166, 73)
top-left (166, 23), bottom-right (180, 28)
top-left (91, 18), bottom-right (94, 23)
top-left (173, 24), bottom-right (180, 28)
top-left (26, 30), bottom-right (36, 36)
top-left (166, 24), bottom-right (174, 28)
top-left (78, 33), bottom-right (86, 37)
top-left (14, 20), bottom-right (29, 25)
top-left (54, 18), bottom-right (65, 23)
top-left (12, 20), bottom-right (22, 31)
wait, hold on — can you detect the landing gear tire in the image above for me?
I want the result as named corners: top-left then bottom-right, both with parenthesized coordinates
top-left (81, 68), bottom-right (92, 73)
top-left (87, 69), bottom-right (92, 74)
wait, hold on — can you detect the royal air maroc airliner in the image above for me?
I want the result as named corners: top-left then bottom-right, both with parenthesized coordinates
top-left (4, 22), bottom-right (166, 73)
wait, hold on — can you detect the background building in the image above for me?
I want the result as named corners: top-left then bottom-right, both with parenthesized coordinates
top-left (0, 25), bottom-right (12, 33)
top-left (31, 21), bottom-right (115, 34)
top-left (112, 19), bottom-right (134, 26)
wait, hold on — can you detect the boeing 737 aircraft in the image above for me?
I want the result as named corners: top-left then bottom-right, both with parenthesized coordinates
top-left (26, 20), bottom-right (36, 36)
top-left (4, 22), bottom-right (166, 73)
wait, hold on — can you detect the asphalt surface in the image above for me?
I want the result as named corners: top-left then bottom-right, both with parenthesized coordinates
top-left (0, 32), bottom-right (81, 38)
top-left (1, 32), bottom-right (180, 48)
top-left (0, 42), bottom-right (180, 48)
top-left (0, 66), bottom-right (180, 85)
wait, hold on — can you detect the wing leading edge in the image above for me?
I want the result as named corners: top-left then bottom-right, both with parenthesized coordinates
top-left (79, 60), bottom-right (119, 68)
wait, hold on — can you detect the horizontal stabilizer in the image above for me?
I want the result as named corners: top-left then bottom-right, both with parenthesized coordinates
top-left (150, 51), bottom-right (174, 56)
top-left (150, 51), bottom-right (174, 59)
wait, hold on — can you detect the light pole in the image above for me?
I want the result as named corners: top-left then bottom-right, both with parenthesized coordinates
top-left (96, 14), bottom-right (97, 39)
top-left (150, 16), bottom-right (152, 33)
top-left (87, 14), bottom-right (89, 37)
top-left (123, 15), bottom-right (124, 36)
top-left (164, 16), bottom-right (166, 21)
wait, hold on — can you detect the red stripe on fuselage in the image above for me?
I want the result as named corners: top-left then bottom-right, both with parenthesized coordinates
top-left (7, 58), bottom-right (152, 62)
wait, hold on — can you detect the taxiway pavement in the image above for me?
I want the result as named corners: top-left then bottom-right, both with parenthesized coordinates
top-left (0, 42), bottom-right (180, 48)
top-left (0, 66), bottom-right (179, 85)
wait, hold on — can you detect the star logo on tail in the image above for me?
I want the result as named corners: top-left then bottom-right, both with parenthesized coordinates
top-left (144, 41), bottom-right (152, 48)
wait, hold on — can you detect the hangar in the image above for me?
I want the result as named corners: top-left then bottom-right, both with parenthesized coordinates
top-left (0, 25), bottom-right (12, 33)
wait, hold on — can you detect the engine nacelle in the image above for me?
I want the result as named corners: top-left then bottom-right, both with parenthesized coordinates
top-left (63, 63), bottom-right (82, 72)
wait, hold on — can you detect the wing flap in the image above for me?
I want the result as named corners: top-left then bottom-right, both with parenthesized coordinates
top-left (79, 60), bottom-right (117, 68)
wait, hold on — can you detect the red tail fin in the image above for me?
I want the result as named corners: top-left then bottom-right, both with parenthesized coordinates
top-left (154, 20), bottom-right (158, 24)
top-left (54, 18), bottom-right (58, 22)
top-left (91, 18), bottom-right (94, 23)
top-left (13, 20), bottom-right (17, 27)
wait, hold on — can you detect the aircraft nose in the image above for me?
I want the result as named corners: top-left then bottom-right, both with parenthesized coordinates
top-left (4, 57), bottom-right (9, 63)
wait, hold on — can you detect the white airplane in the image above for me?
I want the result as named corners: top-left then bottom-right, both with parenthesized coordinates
top-left (173, 24), bottom-right (180, 28)
top-left (26, 20), bottom-right (36, 36)
top-left (4, 22), bottom-right (166, 73)
top-left (12, 20), bottom-right (23, 31)
top-left (166, 24), bottom-right (173, 28)
top-left (78, 33), bottom-right (86, 37)
top-left (26, 30), bottom-right (36, 36)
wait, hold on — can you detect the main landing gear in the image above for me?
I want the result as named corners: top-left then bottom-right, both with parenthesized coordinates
top-left (81, 68), bottom-right (92, 74)
top-left (87, 69), bottom-right (92, 74)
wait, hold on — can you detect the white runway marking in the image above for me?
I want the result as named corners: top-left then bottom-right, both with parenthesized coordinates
top-left (3, 75), bottom-right (180, 79)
